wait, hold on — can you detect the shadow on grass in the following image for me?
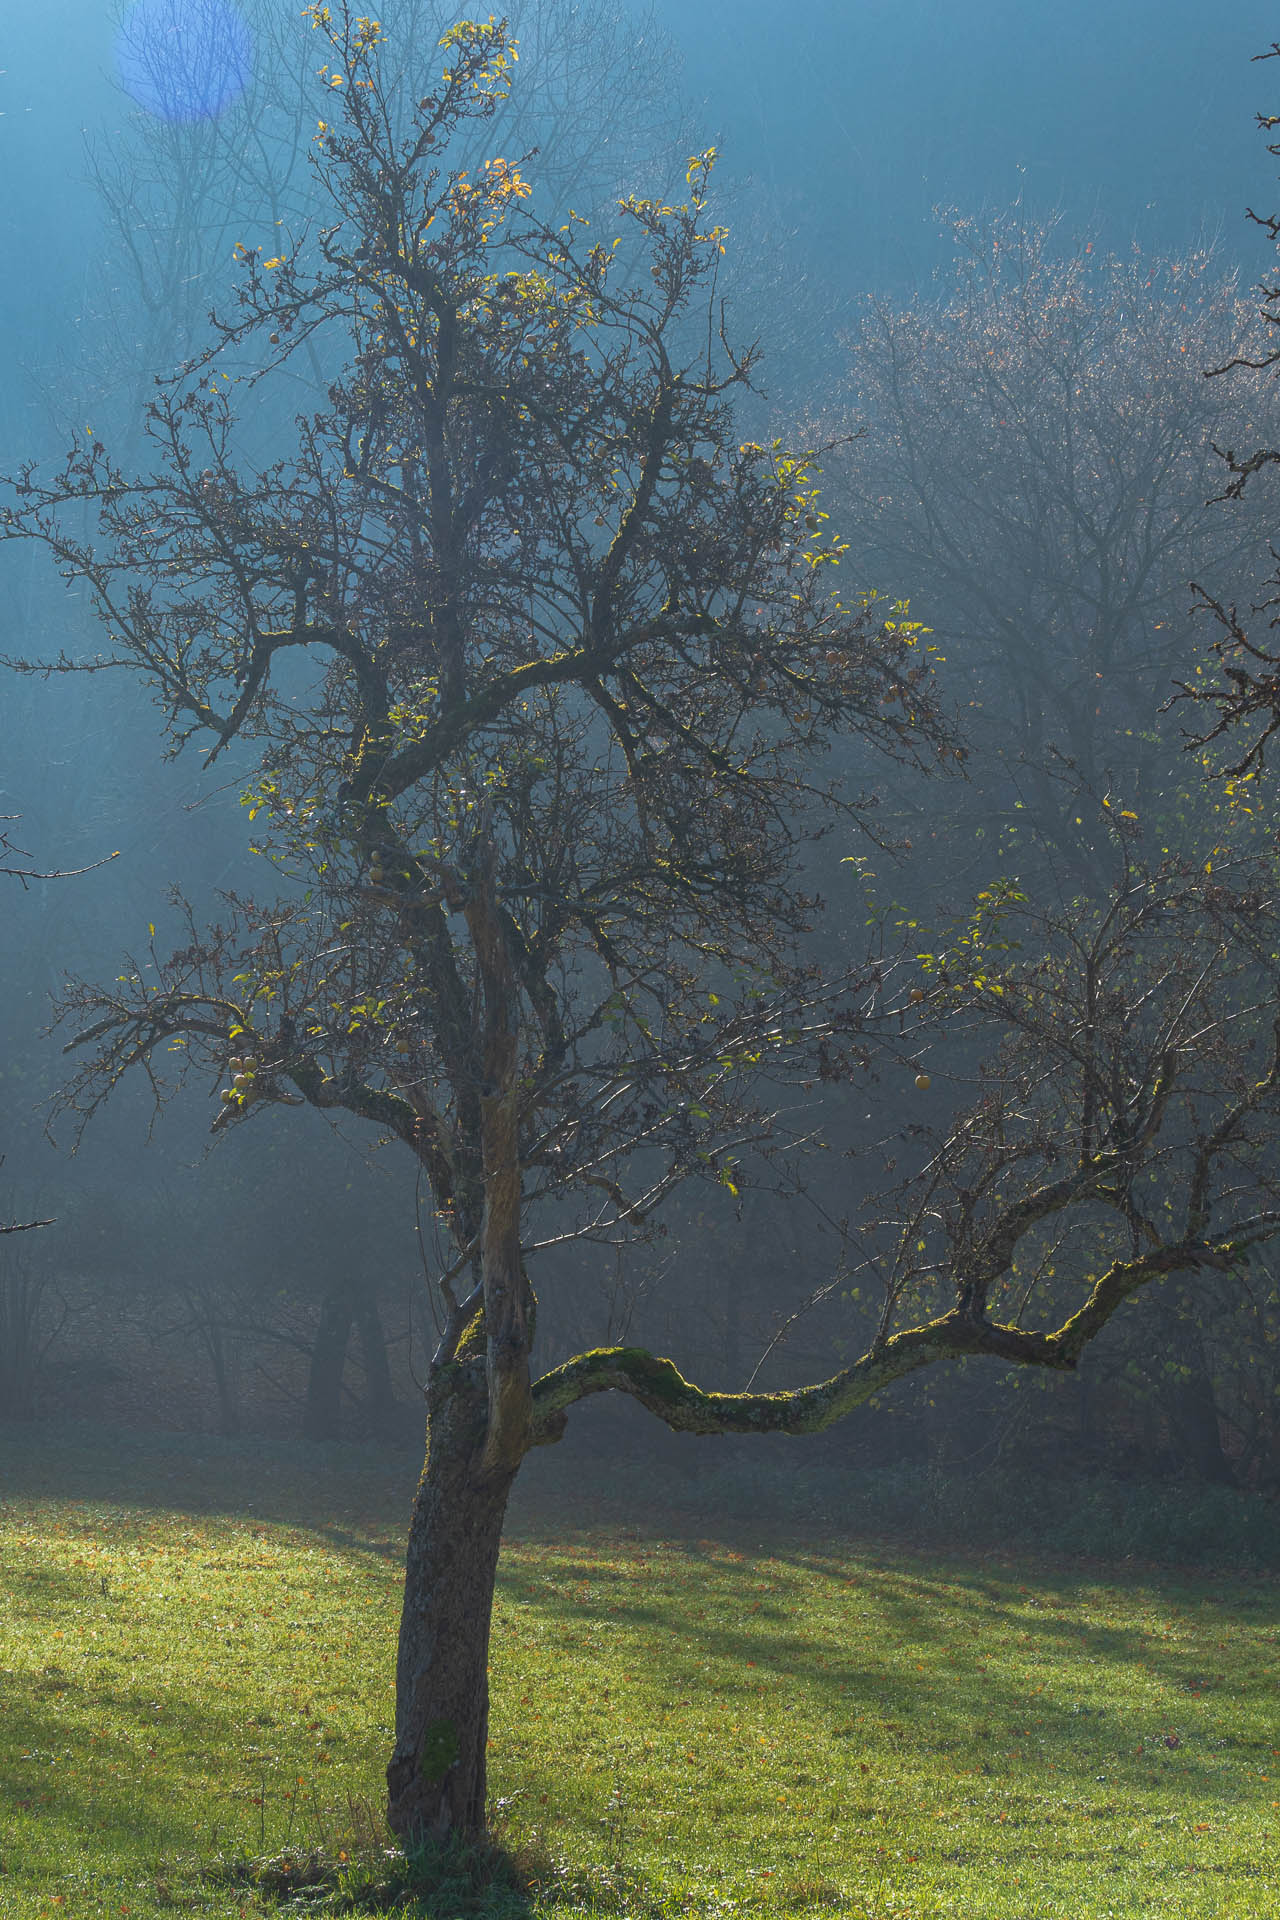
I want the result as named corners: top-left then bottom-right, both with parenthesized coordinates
top-left (7, 1423), bottom-right (1280, 1911)
top-left (496, 1534), bottom-right (1277, 1818)
top-left (0, 1556), bottom-right (338, 1864)
top-left (210, 1828), bottom-right (538, 1918)
top-left (0, 1661), bottom-right (245, 1859)
top-left (210, 1824), bottom-right (683, 1918)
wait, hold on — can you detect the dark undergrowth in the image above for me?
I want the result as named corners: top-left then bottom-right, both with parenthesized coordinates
top-left (2, 1416), bottom-right (1276, 1573)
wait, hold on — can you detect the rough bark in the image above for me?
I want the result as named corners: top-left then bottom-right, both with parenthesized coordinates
top-left (466, 866), bottom-right (535, 1479)
top-left (386, 1356), bottom-right (517, 1840)
top-left (385, 856), bottom-right (535, 1841)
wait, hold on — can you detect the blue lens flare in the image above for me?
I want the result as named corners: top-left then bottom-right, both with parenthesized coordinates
top-left (115, 0), bottom-right (252, 123)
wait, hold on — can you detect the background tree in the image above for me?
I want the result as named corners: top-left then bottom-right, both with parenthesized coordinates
top-left (1173, 88), bottom-right (1280, 782)
top-left (1, 819), bottom-right (118, 1414)
top-left (794, 209), bottom-right (1280, 1483)
top-left (6, 8), bottom-right (1280, 1847)
top-left (823, 211), bottom-right (1278, 875)
top-left (1, 816), bottom-right (114, 1240)
top-left (67, 0), bottom-right (687, 445)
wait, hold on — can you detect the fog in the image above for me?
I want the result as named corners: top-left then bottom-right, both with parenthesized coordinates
top-left (3, 0), bottom-right (1279, 1504)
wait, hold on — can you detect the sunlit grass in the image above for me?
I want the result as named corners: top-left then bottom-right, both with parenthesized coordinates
top-left (490, 1535), bottom-right (1280, 1918)
top-left (0, 1428), bottom-right (1277, 1917)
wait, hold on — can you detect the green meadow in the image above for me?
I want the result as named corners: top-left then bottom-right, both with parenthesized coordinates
top-left (0, 1429), bottom-right (1277, 1918)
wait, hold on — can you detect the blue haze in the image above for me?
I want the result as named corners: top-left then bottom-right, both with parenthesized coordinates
top-left (0, 0), bottom-right (1277, 1344)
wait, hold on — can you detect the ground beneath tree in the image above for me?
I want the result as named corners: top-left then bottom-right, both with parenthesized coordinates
top-left (0, 1423), bottom-right (1276, 1917)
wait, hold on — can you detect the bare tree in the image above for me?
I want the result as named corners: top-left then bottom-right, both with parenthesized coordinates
top-left (824, 211), bottom-right (1277, 866)
top-left (64, 0), bottom-right (689, 441)
top-left (1, 819), bottom-right (115, 1235)
top-left (0, 1239), bottom-right (66, 1413)
top-left (5, 10), bottom-right (1280, 1847)
top-left (0, 815), bottom-right (116, 888)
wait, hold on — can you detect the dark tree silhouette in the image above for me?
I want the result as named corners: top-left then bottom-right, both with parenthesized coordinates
top-left (5, 9), bottom-right (1280, 1845)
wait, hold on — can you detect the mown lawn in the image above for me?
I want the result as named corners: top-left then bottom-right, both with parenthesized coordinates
top-left (0, 1428), bottom-right (1277, 1918)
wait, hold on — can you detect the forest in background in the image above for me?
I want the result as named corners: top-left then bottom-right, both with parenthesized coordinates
top-left (2, 0), bottom-right (1280, 1523)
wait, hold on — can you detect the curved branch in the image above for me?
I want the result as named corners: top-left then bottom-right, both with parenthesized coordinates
top-left (528, 1233), bottom-right (1254, 1442)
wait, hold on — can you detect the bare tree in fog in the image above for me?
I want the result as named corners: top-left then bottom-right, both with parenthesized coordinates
top-left (826, 211), bottom-right (1276, 868)
top-left (6, 9), bottom-right (1280, 1845)
top-left (63, 0), bottom-right (688, 439)
top-left (1171, 31), bottom-right (1280, 780)
top-left (0, 1238), bottom-right (67, 1417)
top-left (814, 210), bottom-right (1280, 1491)
top-left (0, 820), bottom-right (114, 1405)
top-left (1, 818), bottom-right (115, 1239)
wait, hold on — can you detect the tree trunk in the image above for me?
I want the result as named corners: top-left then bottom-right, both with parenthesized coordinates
top-left (1164, 1318), bottom-right (1235, 1486)
top-left (386, 850), bottom-right (534, 1839)
top-left (205, 1318), bottom-right (241, 1437)
top-left (387, 1356), bottom-right (518, 1840)
top-left (355, 1292), bottom-right (399, 1440)
top-left (304, 1285), bottom-right (356, 1442)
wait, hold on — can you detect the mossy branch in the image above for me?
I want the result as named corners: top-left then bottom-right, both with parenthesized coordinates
top-left (529, 1234), bottom-right (1252, 1442)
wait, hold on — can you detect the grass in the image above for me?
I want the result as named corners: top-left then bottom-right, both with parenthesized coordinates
top-left (0, 1426), bottom-right (1278, 1918)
